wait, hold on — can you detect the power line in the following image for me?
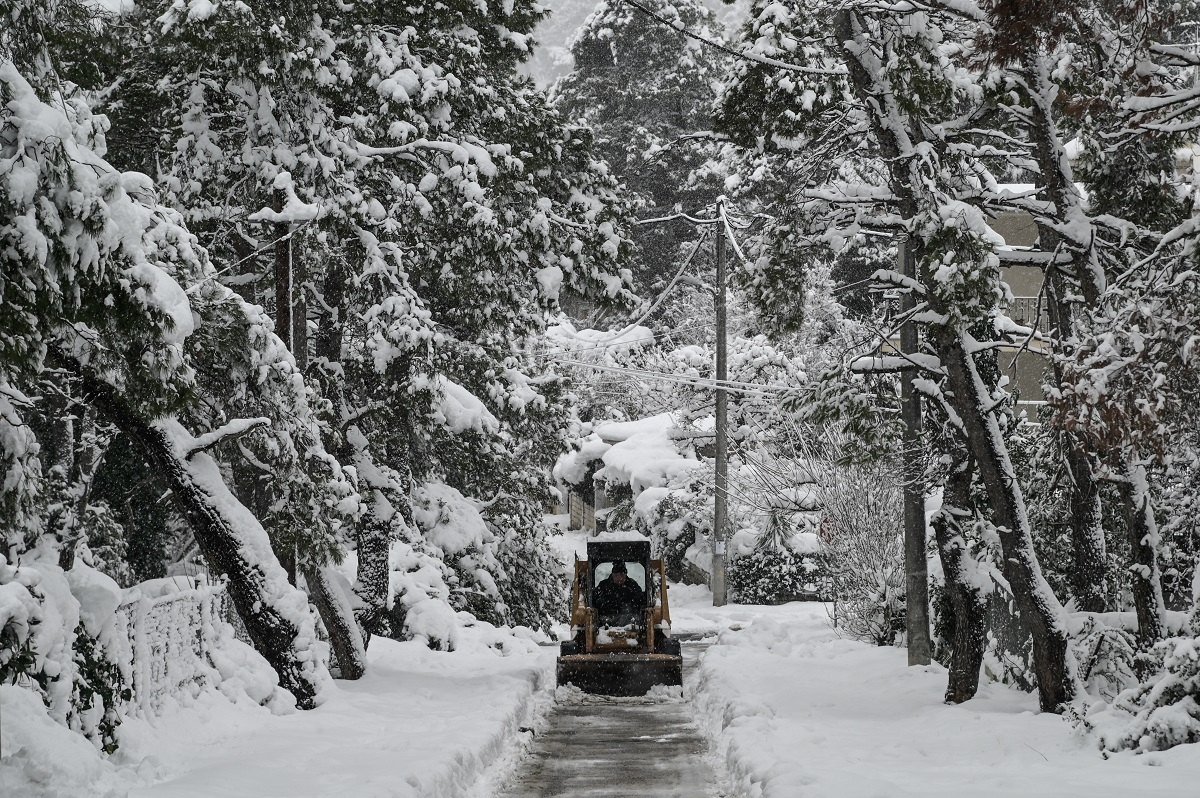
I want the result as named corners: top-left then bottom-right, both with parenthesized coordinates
top-left (552, 358), bottom-right (795, 397)
top-left (619, 0), bottom-right (848, 77)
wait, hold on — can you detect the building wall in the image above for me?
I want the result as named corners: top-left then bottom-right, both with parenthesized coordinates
top-left (993, 210), bottom-right (1049, 404)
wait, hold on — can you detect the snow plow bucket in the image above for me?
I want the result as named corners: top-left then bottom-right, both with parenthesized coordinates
top-left (556, 653), bottom-right (683, 697)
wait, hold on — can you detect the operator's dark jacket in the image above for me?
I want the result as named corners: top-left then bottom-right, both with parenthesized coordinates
top-left (593, 576), bottom-right (644, 616)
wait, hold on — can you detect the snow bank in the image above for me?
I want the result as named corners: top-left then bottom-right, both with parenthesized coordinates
top-left (692, 604), bottom-right (1200, 798)
top-left (120, 636), bottom-right (555, 797)
top-left (0, 686), bottom-right (140, 798)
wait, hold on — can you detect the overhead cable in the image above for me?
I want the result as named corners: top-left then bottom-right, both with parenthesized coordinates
top-left (619, 0), bottom-right (848, 77)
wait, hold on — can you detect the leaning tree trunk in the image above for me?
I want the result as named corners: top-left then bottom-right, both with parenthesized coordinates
top-left (303, 564), bottom-right (367, 679)
top-left (835, 7), bottom-right (1077, 711)
top-left (934, 331), bottom-right (1077, 711)
top-left (931, 450), bottom-right (988, 704)
top-left (64, 354), bottom-right (329, 709)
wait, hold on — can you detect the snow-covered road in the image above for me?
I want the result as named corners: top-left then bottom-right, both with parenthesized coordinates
top-left (11, 577), bottom-right (1200, 797)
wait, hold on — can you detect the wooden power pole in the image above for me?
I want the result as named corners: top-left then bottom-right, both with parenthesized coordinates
top-left (898, 234), bottom-right (932, 664)
top-left (712, 201), bottom-right (729, 607)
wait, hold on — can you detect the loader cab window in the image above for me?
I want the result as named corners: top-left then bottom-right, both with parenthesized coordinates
top-left (594, 561), bottom-right (645, 591)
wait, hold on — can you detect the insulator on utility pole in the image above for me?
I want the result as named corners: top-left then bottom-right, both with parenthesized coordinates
top-left (712, 199), bottom-right (729, 607)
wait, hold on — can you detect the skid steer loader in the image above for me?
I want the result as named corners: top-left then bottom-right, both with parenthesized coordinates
top-left (556, 539), bottom-right (683, 696)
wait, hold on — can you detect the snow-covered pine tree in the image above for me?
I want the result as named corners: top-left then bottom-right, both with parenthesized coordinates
top-left (714, 0), bottom-right (1078, 710)
top-left (104, 0), bottom-right (639, 644)
top-left (0, 44), bottom-right (334, 707)
top-left (551, 0), bottom-right (729, 293)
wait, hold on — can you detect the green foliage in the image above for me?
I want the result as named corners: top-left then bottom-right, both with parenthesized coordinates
top-left (552, 0), bottom-right (728, 290)
top-left (728, 544), bottom-right (824, 604)
top-left (69, 622), bottom-right (130, 754)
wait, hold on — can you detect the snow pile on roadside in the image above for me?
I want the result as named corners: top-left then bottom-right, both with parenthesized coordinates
top-left (119, 635), bottom-right (555, 797)
top-left (693, 604), bottom-right (1200, 798)
top-left (0, 686), bottom-right (142, 798)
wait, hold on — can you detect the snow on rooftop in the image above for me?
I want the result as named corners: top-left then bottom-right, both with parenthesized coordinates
top-left (594, 412), bottom-right (675, 443)
top-left (596, 418), bottom-right (702, 495)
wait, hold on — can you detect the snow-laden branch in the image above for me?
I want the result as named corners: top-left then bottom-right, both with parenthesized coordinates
top-left (185, 417), bottom-right (271, 460)
top-left (849, 353), bottom-right (946, 375)
top-left (870, 268), bottom-right (926, 295)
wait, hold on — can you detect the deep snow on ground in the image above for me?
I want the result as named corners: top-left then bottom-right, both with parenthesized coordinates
top-left (120, 634), bottom-right (553, 798)
top-left (0, 633), bottom-right (555, 798)
top-left (687, 599), bottom-right (1200, 798)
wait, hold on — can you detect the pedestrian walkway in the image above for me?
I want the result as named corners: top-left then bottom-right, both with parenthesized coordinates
top-left (499, 644), bottom-right (717, 798)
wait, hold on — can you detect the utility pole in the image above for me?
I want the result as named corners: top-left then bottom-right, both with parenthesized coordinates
top-left (712, 199), bottom-right (729, 607)
top-left (898, 234), bottom-right (931, 664)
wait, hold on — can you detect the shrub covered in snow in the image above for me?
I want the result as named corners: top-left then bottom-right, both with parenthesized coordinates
top-left (633, 480), bottom-right (710, 583)
top-left (0, 556), bottom-right (134, 752)
top-left (814, 458), bottom-right (906, 646)
top-left (383, 482), bottom-right (566, 648)
top-left (728, 543), bottom-right (825, 605)
top-left (1076, 627), bottom-right (1200, 753)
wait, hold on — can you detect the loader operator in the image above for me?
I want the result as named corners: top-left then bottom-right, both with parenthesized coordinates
top-left (593, 560), bottom-right (644, 623)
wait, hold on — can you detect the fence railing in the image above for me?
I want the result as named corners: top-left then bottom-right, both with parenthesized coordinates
top-left (113, 580), bottom-right (246, 715)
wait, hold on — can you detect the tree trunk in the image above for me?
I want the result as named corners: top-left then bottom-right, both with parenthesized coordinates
top-left (835, 8), bottom-right (1077, 711)
top-left (228, 229), bottom-right (261, 306)
top-left (931, 450), bottom-right (987, 703)
top-left (1024, 48), bottom-right (1113, 612)
top-left (303, 564), bottom-right (367, 680)
top-left (934, 330), bottom-right (1077, 711)
top-left (291, 251), bottom-right (307, 374)
top-left (352, 487), bottom-right (394, 643)
top-left (1116, 458), bottom-right (1166, 649)
top-left (899, 237), bottom-right (932, 665)
top-left (273, 189), bottom-right (292, 350)
top-left (63, 354), bottom-right (328, 709)
top-left (58, 405), bottom-right (102, 571)
top-left (1043, 270), bottom-right (1108, 613)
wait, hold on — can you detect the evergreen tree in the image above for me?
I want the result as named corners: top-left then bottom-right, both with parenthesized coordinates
top-left (552, 0), bottom-right (729, 292)
top-left (98, 0), bottom-right (640, 644)
top-left (715, 0), bottom-right (1078, 710)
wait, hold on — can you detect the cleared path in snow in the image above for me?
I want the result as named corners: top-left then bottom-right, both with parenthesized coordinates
top-left (498, 642), bottom-right (718, 798)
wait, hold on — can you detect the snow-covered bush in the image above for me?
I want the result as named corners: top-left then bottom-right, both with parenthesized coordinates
top-left (0, 555), bottom-right (133, 752)
top-left (0, 556), bottom-right (43, 687)
top-left (634, 481), bottom-right (710, 582)
top-left (383, 481), bottom-right (566, 649)
top-left (1079, 631), bottom-right (1200, 753)
top-left (816, 459), bottom-right (906, 645)
top-left (728, 542), bottom-right (825, 604)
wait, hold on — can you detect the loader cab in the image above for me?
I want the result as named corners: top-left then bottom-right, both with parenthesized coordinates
top-left (558, 537), bottom-right (683, 695)
top-left (586, 540), bottom-right (653, 623)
